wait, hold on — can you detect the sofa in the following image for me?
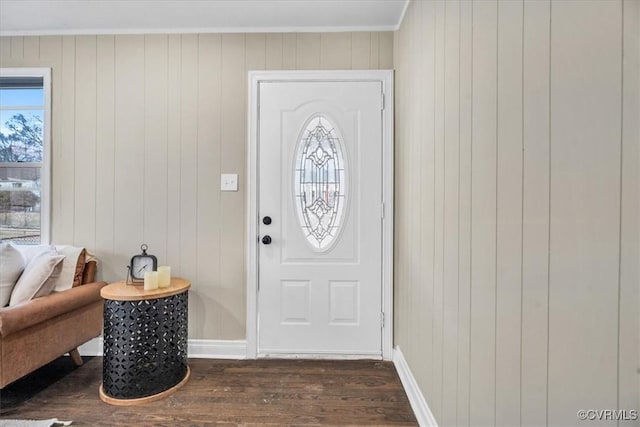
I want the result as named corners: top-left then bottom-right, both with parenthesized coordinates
top-left (0, 245), bottom-right (107, 388)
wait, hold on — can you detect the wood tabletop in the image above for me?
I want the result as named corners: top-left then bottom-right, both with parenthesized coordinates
top-left (101, 277), bottom-right (191, 301)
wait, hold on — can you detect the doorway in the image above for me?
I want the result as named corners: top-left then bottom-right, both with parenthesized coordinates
top-left (247, 71), bottom-right (394, 360)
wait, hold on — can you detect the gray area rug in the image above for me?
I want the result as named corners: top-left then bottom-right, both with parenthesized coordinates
top-left (0, 420), bottom-right (71, 427)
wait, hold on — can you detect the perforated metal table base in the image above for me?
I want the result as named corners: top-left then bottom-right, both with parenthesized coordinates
top-left (99, 279), bottom-right (190, 405)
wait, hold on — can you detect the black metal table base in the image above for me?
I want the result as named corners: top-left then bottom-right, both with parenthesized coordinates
top-left (102, 291), bottom-right (188, 400)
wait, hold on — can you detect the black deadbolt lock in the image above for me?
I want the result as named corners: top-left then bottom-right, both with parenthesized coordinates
top-left (263, 216), bottom-right (272, 225)
top-left (262, 235), bottom-right (272, 245)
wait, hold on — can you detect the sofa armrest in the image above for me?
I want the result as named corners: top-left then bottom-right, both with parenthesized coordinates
top-left (0, 281), bottom-right (107, 337)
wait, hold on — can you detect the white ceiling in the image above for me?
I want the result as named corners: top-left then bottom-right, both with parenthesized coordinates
top-left (0, 0), bottom-right (409, 36)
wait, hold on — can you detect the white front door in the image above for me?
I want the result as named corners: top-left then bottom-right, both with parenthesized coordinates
top-left (257, 80), bottom-right (384, 358)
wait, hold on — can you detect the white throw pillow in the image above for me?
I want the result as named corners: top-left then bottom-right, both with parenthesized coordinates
top-left (0, 242), bottom-right (26, 307)
top-left (15, 244), bottom-right (55, 264)
top-left (9, 249), bottom-right (65, 306)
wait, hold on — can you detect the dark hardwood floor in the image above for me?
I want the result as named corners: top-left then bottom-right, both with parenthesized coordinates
top-left (0, 357), bottom-right (417, 426)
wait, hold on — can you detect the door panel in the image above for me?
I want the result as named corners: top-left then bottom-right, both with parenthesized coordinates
top-left (258, 81), bottom-right (382, 356)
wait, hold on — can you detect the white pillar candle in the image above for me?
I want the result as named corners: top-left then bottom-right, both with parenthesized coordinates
top-left (157, 266), bottom-right (171, 288)
top-left (144, 271), bottom-right (159, 291)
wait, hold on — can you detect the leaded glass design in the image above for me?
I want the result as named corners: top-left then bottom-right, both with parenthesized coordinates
top-left (294, 116), bottom-right (346, 251)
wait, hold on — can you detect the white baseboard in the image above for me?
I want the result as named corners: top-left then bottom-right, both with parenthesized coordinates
top-left (78, 338), bottom-right (247, 359)
top-left (188, 339), bottom-right (247, 359)
top-left (393, 346), bottom-right (438, 427)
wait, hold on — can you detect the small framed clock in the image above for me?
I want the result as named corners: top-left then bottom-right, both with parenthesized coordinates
top-left (128, 244), bottom-right (157, 283)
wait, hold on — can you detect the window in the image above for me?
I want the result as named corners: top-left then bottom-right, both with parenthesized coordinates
top-left (0, 69), bottom-right (51, 244)
top-left (294, 115), bottom-right (347, 251)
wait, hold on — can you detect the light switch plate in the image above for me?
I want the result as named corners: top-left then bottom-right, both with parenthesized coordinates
top-left (221, 173), bottom-right (238, 192)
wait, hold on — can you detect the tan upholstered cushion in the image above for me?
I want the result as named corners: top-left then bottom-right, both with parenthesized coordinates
top-left (52, 245), bottom-right (87, 291)
top-left (73, 249), bottom-right (87, 287)
top-left (0, 243), bottom-right (26, 307)
top-left (9, 250), bottom-right (65, 306)
top-left (82, 260), bottom-right (97, 284)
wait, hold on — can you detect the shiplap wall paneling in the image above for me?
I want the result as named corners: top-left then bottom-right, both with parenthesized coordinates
top-left (265, 34), bottom-right (283, 70)
top-left (143, 34), bottom-right (169, 269)
top-left (393, 5), bottom-right (408, 358)
top-left (196, 33), bottom-right (222, 339)
top-left (620, 0), bottom-right (640, 415)
top-left (521, 1), bottom-right (550, 425)
top-left (457, 1), bottom-right (473, 425)
top-left (0, 31), bottom-right (393, 340)
top-left (166, 34), bottom-right (182, 278)
top-left (405, 0), bottom-right (419, 405)
top-left (183, 33), bottom-right (209, 337)
top-left (246, 33), bottom-right (266, 72)
top-left (282, 33), bottom-right (296, 69)
top-left (351, 32), bottom-right (370, 69)
top-left (548, 2), bottom-right (622, 425)
top-left (297, 33), bottom-right (321, 70)
top-left (410, 0), bottom-right (424, 402)
top-left (320, 33), bottom-right (350, 69)
top-left (442, 0), bottom-right (461, 424)
top-left (394, 0), bottom-right (638, 426)
top-left (219, 34), bottom-right (246, 339)
top-left (23, 37), bottom-right (38, 61)
top-left (56, 36), bottom-right (76, 244)
top-left (416, 0), bottom-right (436, 413)
top-left (397, 0), bottom-right (410, 369)
top-left (0, 38), bottom-right (10, 58)
top-left (412, 0), bottom-right (426, 400)
top-left (11, 37), bottom-right (23, 60)
top-left (94, 35), bottom-right (118, 280)
top-left (370, 32), bottom-right (380, 68)
top-left (74, 36), bottom-right (97, 252)
top-left (495, 1), bottom-right (524, 424)
top-left (179, 34), bottom-right (199, 338)
top-left (392, 2), bottom-right (405, 352)
top-left (432, 0), bottom-right (445, 419)
top-left (113, 35), bottom-right (145, 278)
top-left (379, 32), bottom-right (393, 68)
top-left (469, 1), bottom-right (498, 424)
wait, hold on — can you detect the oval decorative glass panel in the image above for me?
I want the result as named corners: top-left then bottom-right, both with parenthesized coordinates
top-left (294, 116), bottom-right (347, 251)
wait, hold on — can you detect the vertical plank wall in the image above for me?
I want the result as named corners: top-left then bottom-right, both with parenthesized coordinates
top-left (0, 32), bottom-right (393, 340)
top-left (394, 1), bottom-right (639, 426)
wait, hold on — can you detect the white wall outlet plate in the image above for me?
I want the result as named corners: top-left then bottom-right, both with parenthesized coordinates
top-left (221, 173), bottom-right (238, 192)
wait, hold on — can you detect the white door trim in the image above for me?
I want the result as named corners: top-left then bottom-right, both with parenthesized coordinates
top-left (246, 70), bottom-right (394, 360)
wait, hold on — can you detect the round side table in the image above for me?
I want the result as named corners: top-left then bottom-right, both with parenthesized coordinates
top-left (99, 278), bottom-right (190, 405)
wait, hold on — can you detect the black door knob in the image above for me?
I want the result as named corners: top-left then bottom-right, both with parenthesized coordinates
top-left (263, 216), bottom-right (272, 225)
top-left (262, 235), bottom-right (272, 245)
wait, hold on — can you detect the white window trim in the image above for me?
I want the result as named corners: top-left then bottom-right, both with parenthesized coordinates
top-left (0, 67), bottom-right (52, 244)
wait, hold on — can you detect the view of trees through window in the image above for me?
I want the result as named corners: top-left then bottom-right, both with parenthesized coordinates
top-left (0, 81), bottom-right (45, 244)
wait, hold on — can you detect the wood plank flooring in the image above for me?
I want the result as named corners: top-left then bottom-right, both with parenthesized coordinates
top-left (0, 357), bottom-right (417, 426)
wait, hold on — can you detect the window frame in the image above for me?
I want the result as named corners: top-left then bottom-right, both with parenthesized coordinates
top-left (0, 68), bottom-right (52, 244)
